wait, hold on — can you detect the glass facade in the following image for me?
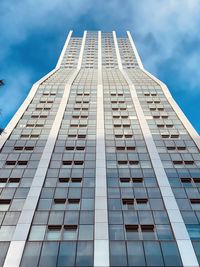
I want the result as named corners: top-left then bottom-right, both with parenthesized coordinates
top-left (0, 31), bottom-right (199, 267)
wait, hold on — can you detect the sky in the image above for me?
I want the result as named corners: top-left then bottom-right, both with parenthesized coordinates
top-left (0, 0), bottom-right (200, 133)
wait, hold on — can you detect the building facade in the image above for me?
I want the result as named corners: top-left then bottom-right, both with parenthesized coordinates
top-left (0, 31), bottom-right (200, 267)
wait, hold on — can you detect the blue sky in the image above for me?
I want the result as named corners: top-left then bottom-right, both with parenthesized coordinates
top-left (0, 0), bottom-right (200, 133)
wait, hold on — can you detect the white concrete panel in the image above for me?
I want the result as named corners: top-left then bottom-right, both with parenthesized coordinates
top-left (95, 210), bottom-right (108, 223)
top-left (95, 223), bottom-right (109, 239)
top-left (3, 241), bottom-right (26, 267)
top-left (56, 30), bottom-right (73, 68)
top-left (12, 224), bottom-right (30, 241)
top-left (177, 240), bottom-right (199, 267)
top-left (94, 30), bottom-right (109, 267)
top-left (94, 240), bottom-right (110, 267)
top-left (126, 31), bottom-right (144, 69)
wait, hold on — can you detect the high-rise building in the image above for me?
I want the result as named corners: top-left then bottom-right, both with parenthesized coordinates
top-left (0, 31), bottom-right (200, 267)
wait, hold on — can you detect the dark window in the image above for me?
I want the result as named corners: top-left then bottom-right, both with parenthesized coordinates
top-left (136, 198), bottom-right (148, 204)
top-left (65, 147), bottom-right (74, 151)
top-left (181, 178), bottom-right (191, 183)
top-left (144, 241), bottom-right (164, 266)
top-left (0, 178), bottom-right (7, 183)
top-left (120, 178), bottom-right (131, 183)
top-left (76, 241), bottom-right (93, 267)
top-left (132, 178), bottom-right (143, 183)
top-left (141, 225), bottom-right (154, 232)
top-left (18, 161), bottom-right (28, 165)
top-left (20, 242), bottom-right (42, 267)
top-left (127, 241), bottom-right (146, 266)
top-left (161, 241), bottom-right (182, 266)
top-left (54, 199), bottom-right (66, 204)
top-left (14, 146), bottom-right (23, 151)
top-left (59, 178), bottom-right (70, 183)
top-left (190, 199), bottom-right (200, 204)
top-left (38, 242), bottom-right (59, 267)
top-left (9, 178), bottom-right (20, 183)
top-left (5, 161), bottom-right (16, 165)
top-left (110, 241), bottom-right (127, 266)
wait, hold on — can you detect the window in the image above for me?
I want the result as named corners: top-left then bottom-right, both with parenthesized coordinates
top-left (110, 225), bottom-right (124, 240)
top-left (38, 242), bottom-right (59, 267)
top-left (141, 225), bottom-right (154, 232)
top-left (136, 198), bottom-right (149, 209)
top-left (62, 161), bottom-right (72, 166)
top-left (5, 161), bottom-right (16, 166)
top-left (177, 146), bottom-right (186, 150)
top-left (74, 161), bottom-right (84, 165)
top-left (127, 241), bottom-right (145, 266)
top-left (18, 161), bottom-right (28, 166)
top-left (29, 225), bottom-right (46, 241)
top-left (14, 146), bottom-right (34, 151)
top-left (181, 178), bottom-right (191, 183)
top-left (120, 178), bottom-right (131, 183)
top-left (0, 199), bottom-right (11, 211)
top-left (122, 199), bottom-right (134, 205)
top-left (54, 199), bottom-right (66, 204)
top-left (57, 242), bottom-right (76, 267)
top-left (193, 178), bottom-right (200, 183)
top-left (59, 177), bottom-right (70, 183)
top-left (116, 146), bottom-right (135, 151)
top-left (156, 225), bottom-right (173, 240)
top-left (79, 225), bottom-right (93, 240)
top-left (144, 241), bottom-right (164, 266)
top-left (110, 241), bottom-right (127, 266)
top-left (0, 178), bottom-right (7, 183)
top-left (0, 226), bottom-right (15, 241)
top-left (76, 241), bottom-right (93, 267)
top-left (63, 225), bottom-right (78, 240)
top-left (190, 199), bottom-right (200, 204)
top-left (132, 178), bottom-right (143, 183)
top-left (67, 199), bottom-right (80, 210)
top-left (71, 177), bottom-right (82, 183)
top-left (184, 160), bottom-right (194, 165)
top-left (20, 242), bottom-right (42, 267)
top-left (173, 161), bottom-right (183, 165)
top-left (161, 242), bottom-right (182, 266)
top-left (46, 225), bottom-right (62, 240)
top-left (122, 199), bottom-right (134, 210)
top-left (118, 161), bottom-right (127, 165)
top-left (65, 147), bottom-right (74, 151)
top-left (129, 160), bottom-right (139, 165)
top-left (21, 134), bottom-right (39, 139)
top-left (125, 225), bottom-right (139, 240)
top-left (5, 161), bottom-right (28, 166)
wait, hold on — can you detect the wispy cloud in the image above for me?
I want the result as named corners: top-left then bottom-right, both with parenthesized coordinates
top-left (129, 0), bottom-right (200, 91)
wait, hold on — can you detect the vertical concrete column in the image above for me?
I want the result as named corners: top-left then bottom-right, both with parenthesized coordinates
top-left (94, 31), bottom-right (110, 267)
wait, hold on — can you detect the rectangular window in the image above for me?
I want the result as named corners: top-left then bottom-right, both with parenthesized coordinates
top-left (63, 225), bottom-right (78, 240)
top-left (0, 199), bottom-right (11, 211)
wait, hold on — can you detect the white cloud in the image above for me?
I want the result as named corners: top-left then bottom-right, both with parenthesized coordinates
top-left (128, 0), bottom-right (200, 91)
top-left (0, 0), bottom-right (90, 60)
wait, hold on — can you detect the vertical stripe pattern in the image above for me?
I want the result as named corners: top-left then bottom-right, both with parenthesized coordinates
top-left (94, 31), bottom-right (110, 267)
top-left (3, 31), bottom-right (87, 267)
top-left (113, 30), bottom-right (199, 267)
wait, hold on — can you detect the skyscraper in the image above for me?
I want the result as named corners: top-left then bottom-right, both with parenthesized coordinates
top-left (0, 30), bottom-right (200, 267)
